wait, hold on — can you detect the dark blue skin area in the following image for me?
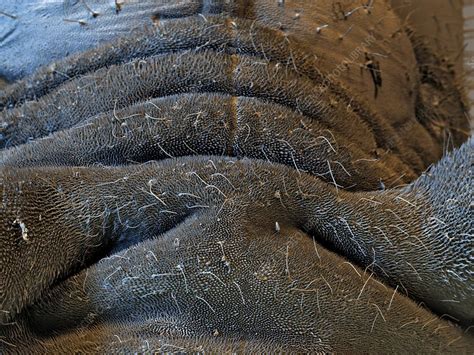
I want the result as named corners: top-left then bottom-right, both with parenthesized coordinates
top-left (0, 0), bottom-right (472, 353)
top-left (0, 0), bottom-right (160, 81)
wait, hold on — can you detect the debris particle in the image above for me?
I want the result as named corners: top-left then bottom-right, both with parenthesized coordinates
top-left (13, 219), bottom-right (29, 241)
top-left (274, 190), bottom-right (281, 199)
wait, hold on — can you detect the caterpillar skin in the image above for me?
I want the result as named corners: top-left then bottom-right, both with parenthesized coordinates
top-left (0, 0), bottom-right (472, 353)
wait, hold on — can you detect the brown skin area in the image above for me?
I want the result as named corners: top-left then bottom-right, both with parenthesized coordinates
top-left (390, 0), bottom-right (465, 74)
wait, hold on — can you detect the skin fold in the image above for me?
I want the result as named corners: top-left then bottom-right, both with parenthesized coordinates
top-left (0, 0), bottom-right (472, 353)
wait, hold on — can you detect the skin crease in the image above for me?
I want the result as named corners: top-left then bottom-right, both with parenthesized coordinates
top-left (0, 0), bottom-right (472, 353)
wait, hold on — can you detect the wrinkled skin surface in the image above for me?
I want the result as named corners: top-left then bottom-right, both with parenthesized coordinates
top-left (0, 0), bottom-right (473, 353)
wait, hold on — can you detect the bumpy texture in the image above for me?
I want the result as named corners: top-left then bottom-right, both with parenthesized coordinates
top-left (0, 0), bottom-right (168, 81)
top-left (0, 0), bottom-right (472, 353)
